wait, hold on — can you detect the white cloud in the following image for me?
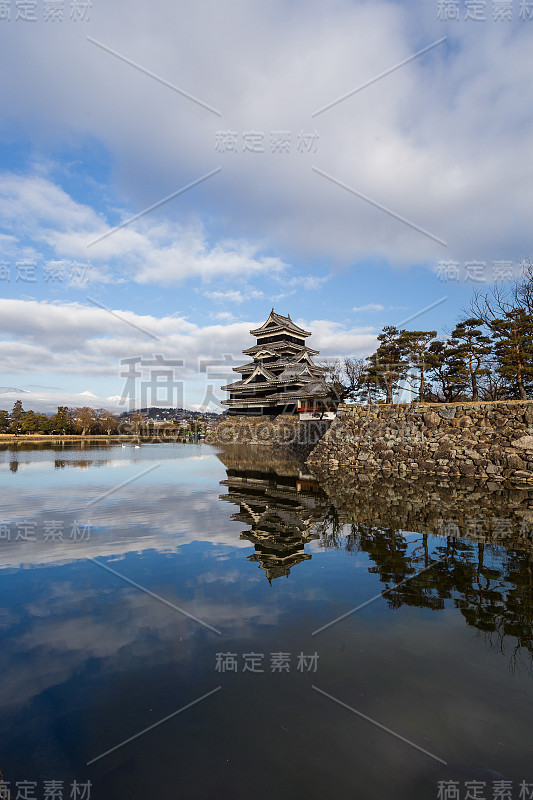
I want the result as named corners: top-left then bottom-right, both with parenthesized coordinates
top-left (0, 173), bottom-right (288, 285)
top-left (1, 0), bottom-right (531, 267)
top-left (0, 388), bottom-right (124, 414)
top-left (0, 300), bottom-right (378, 400)
top-left (274, 274), bottom-right (330, 291)
top-left (203, 288), bottom-right (264, 304)
top-left (352, 303), bottom-right (385, 313)
top-left (299, 276), bottom-right (330, 290)
top-left (209, 311), bottom-right (238, 322)
top-left (300, 318), bottom-right (377, 357)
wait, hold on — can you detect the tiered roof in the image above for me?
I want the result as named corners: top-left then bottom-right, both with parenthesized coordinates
top-left (249, 311), bottom-right (311, 338)
top-left (221, 310), bottom-right (330, 415)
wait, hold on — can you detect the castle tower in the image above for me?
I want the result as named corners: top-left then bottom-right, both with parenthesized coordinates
top-left (221, 310), bottom-right (329, 416)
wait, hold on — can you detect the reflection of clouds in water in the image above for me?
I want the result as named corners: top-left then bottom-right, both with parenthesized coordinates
top-left (1, 444), bottom-right (532, 793)
top-left (0, 445), bottom-right (221, 502)
top-left (0, 569), bottom-right (285, 710)
top-left (1, 455), bottom-right (214, 473)
top-left (192, 569), bottom-right (261, 586)
top-left (0, 482), bottom-right (251, 570)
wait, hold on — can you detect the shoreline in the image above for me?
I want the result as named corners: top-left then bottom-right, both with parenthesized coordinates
top-left (0, 434), bottom-right (209, 445)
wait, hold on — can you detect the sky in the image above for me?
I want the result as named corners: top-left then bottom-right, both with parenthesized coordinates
top-left (1, 0), bottom-right (533, 412)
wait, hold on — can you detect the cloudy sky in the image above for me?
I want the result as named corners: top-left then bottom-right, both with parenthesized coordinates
top-left (1, 0), bottom-right (532, 410)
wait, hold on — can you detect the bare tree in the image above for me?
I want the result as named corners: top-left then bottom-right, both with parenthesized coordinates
top-left (129, 412), bottom-right (145, 436)
top-left (73, 406), bottom-right (96, 436)
top-left (96, 409), bottom-right (119, 435)
top-left (321, 357), bottom-right (366, 404)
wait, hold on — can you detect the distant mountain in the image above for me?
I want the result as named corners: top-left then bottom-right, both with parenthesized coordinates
top-left (0, 389), bottom-right (223, 416)
top-left (132, 406), bottom-right (223, 420)
top-left (0, 388), bottom-right (122, 414)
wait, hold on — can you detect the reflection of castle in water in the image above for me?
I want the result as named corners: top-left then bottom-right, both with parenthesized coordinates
top-left (217, 446), bottom-right (533, 662)
top-left (218, 447), bottom-right (327, 582)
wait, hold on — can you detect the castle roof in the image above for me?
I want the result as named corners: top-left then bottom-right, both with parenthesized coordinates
top-left (242, 341), bottom-right (319, 357)
top-left (221, 309), bottom-right (334, 413)
top-left (249, 309), bottom-right (311, 338)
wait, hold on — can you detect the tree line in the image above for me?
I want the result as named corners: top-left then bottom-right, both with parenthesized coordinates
top-left (0, 403), bottom-right (121, 436)
top-left (325, 261), bottom-right (533, 404)
top-left (0, 403), bottom-right (211, 437)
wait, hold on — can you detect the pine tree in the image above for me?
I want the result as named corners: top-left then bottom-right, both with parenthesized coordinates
top-left (0, 410), bottom-right (9, 433)
top-left (363, 326), bottom-right (409, 404)
top-left (449, 318), bottom-right (492, 401)
top-left (491, 308), bottom-right (533, 399)
top-left (10, 400), bottom-right (24, 434)
top-left (427, 340), bottom-right (467, 401)
top-left (20, 410), bottom-right (38, 433)
top-left (400, 330), bottom-right (437, 401)
top-left (52, 406), bottom-right (73, 434)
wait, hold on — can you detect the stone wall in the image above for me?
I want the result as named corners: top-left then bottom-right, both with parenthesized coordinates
top-left (209, 415), bottom-right (330, 457)
top-left (307, 401), bottom-right (533, 484)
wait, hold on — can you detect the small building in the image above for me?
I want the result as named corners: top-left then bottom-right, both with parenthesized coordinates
top-left (221, 310), bottom-right (335, 417)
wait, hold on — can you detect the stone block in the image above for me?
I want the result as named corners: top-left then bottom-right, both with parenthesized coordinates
top-left (511, 435), bottom-right (533, 450)
top-left (439, 407), bottom-right (456, 420)
top-left (507, 454), bottom-right (527, 470)
top-left (423, 412), bottom-right (440, 429)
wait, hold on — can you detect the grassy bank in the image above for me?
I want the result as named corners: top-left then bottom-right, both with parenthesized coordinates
top-left (0, 434), bottom-right (138, 444)
top-left (0, 433), bottom-right (211, 445)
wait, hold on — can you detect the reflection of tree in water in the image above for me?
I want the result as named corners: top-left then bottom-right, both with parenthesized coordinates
top-left (454, 544), bottom-right (533, 670)
top-left (54, 459), bottom-right (94, 470)
top-left (316, 516), bottom-right (533, 667)
top-left (437, 540), bottom-right (533, 669)
top-left (309, 467), bottom-right (533, 664)
top-left (217, 446), bottom-right (533, 664)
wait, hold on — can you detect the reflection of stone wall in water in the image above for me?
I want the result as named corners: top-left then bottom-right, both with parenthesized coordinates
top-left (310, 468), bottom-right (533, 552)
top-left (309, 401), bottom-right (533, 484)
top-left (311, 468), bottom-right (533, 661)
top-left (217, 445), bottom-right (328, 582)
top-left (216, 444), bottom-right (533, 658)
top-left (216, 442), bottom-right (306, 476)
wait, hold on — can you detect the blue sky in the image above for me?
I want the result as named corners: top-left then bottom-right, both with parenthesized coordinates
top-left (1, 0), bottom-right (532, 411)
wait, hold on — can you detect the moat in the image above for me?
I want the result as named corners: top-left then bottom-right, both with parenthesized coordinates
top-left (0, 441), bottom-right (532, 799)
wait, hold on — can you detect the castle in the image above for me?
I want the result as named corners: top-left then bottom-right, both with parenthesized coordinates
top-left (221, 310), bottom-right (334, 417)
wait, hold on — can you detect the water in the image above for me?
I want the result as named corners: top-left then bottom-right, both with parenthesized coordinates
top-left (0, 441), bottom-right (532, 799)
